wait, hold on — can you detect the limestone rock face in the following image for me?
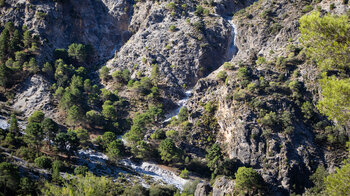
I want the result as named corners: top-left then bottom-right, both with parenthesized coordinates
top-left (194, 182), bottom-right (212, 196)
top-left (212, 176), bottom-right (235, 196)
top-left (0, 0), bottom-right (131, 62)
top-left (13, 75), bottom-right (55, 118)
top-left (106, 1), bottom-right (233, 90)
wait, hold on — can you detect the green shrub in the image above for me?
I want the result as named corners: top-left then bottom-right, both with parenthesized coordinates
top-left (217, 70), bottom-right (227, 81)
top-left (330, 3), bottom-right (335, 10)
top-left (165, 130), bottom-right (178, 139)
top-left (223, 62), bottom-right (234, 70)
top-left (169, 25), bottom-right (176, 32)
top-left (194, 5), bottom-right (204, 16)
top-left (166, 2), bottom-right (176, 10)
top-left (301, 101), bottom-right (314, 120)
top-left (149, 185), bottom-right (177, 196)
top-left (259, 111), bottom-right (278, 127)
top-left (256, 56), bottom-right (266, 65)
top-left (180, 168), bottom-right (189, 179)
top-left (234, 167), bottom-right (264, 194)
top-left (151, 129), bottom-right (166, 140)
top-left (74, 165), bottom-right (89, 176)
top-left (34, 156), bottom-right (52, 169)
top-left (178, 107), bottom-right (188, 122)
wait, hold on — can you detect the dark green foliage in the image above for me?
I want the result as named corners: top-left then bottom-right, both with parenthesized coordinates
top-left (18, 177), bottom-right (36, 195)
top-left (34, 156), bottom-right (52, 169)
top-left (42, 62), bottom-right (54, 77)
top-left (112, 69), bottom-right (131, 84)
top-left (23, 30), bottom-right (32, 49)
top-left (159, 138), bottom-right (182, 163)
top-left (123, 184), bottom-right (149, 196)
top-left (150, 129), bottom-right (166, 140)
top-left (125, 105), bottom-right (163, 144)
top-left (106, 139), bottom-right (125, 161)
top-left (102, 131), bottom-right (116, 148)
top-left (169, 25), bottom-right (176, 32)
top-left (74, 165), bottom-right (89, 176)
top-left (194, 5), bottom-right (204, 16)
top-left (41, 118), bottom-right (59, 144)
top-left (42, 173), bottom-right (123, 195)
top-left (52, 160), bottom-right (63, 183)
top-left (0, 64), bottom-right (9, 87)
top-left (75, 128), bottom-right (89, 146)
top-left (54, 131), bottom-right (80, 159)
top-left (28, 110), bottom-right (45, 123)
top-left (309, 165), bottom-right (327, 194)
top-left (54, 48), bottom-right (69, 61)
top-left (234, 167), bottom-right (264, 195)
top-left (68, 43), bottom-right (89, 64)
top-left (0, 28), bottom-right (10, 62)
top-left (86, 110), bottom-right (104, 127)
top-left (54, 59), bottom-right (75, 87)
top-left (9, 114), bottom-right (19, 134)
top-left (206, 143), bottom-right (223, 177)
top-left (178, 107), bottom-right (188, 122)
top-left (102, 101), bottom-right (117, 120)
top-left (216, 70), bottom-right (227, 81)
top-left (131, 140), bottom-right (153, 159)
top-left (0, 162), bottom-right (20, 195)
top-left (149, 184), bottom-right (177, 196)
top-left (180, 168), bottom-right (189, 179)
top-left (67, 105), bottom-right (83, 124)
top-left (259, 111), bottom-right (278, 128)
top-left (301, 101), bottom-right (314, 120)
top-left (99, 66), bottom-right (110, 81)
top-left (182, 180), bottom-right (200, 195)
top-left (133, 77), bottom-right (153, 95)
top-left (9, 30), bottom-right (21, 54)
top-left (28, 57), bottom-right (39, 73)
top-left (25, 122), bottom-right (44, 152)
top-left (223, 62), bottom-right (234, 70)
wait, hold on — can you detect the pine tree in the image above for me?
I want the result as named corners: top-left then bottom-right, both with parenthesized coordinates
top-left (0, 28), bottom-right (10, 62)
top-left (9, 30), bottom-right (21, 55)
top-left (23, 30), bottom-right (32, 49)
top-left (41, 118), bottom-right (59, 146)
top-left (28, 57), bottom-right (39, 73)
top-left (0, 64), bottom-right (9, 88)
top-left (42, 62), bottom-right (53, 77)
top-left (24, 122), bottom-right (44, 153)
top-left (9, 114), bottom-right (19, 135)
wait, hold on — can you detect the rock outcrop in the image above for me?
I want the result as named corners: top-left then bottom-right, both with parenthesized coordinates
top-left (194, 182), bottom-right (212, 196)
top-left (0, 0), bottom-right (131, 62)
top-left (106, 0), bottom-right (233, 90)
top-left (12, 75), bottom-right (55, 119)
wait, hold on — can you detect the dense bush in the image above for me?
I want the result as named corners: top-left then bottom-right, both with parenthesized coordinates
top-left (34, 156), bottom-right (52, 169)
top-left (74, 165), bottom-right (89, 176)
top-left (234, 167), bottom-right (264, 195)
